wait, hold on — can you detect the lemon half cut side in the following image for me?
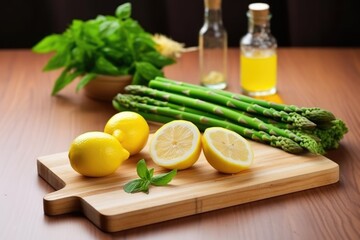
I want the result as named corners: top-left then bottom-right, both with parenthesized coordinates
top-left (150, 120), bottom-right (202, 170)
top-left (202, 127), bottom-right (254, 174)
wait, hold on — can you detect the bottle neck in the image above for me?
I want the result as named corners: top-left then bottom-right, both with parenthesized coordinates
top-left (204, 8), bottom-right (223, 25)
top-left (247, 14), bottom-right (271, 34)
top-left (203, 0), bottom-right (223, 25)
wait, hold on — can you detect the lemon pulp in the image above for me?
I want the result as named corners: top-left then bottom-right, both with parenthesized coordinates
top-left (150, 120), bottom-right (201, 170)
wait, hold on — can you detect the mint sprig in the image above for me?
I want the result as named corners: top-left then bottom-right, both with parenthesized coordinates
top-left (124, 159), bottom-right (177, 194)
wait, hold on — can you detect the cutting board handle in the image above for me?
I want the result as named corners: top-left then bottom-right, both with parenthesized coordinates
top-left (38, 158), bottom-right (81, 215)
top-left (44, 192), bottom-right (81, 215)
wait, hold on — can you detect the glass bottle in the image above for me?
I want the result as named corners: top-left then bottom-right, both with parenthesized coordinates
top-left (199, 0), bottom-right (228, 89)
top-left (240, 3), bottom-right (277, 96)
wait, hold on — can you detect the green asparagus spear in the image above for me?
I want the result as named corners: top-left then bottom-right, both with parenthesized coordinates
top-left (119, 94), bottom-right (223, 120)
top-left (113, 99), bottom-right (175, 124)
top-left (305, 119), bottom-right (348, 149)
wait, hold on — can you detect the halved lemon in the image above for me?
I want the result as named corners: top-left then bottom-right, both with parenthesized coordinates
top-left (202, 127), bottom-right (254, 174)
top-left (149, 120), bottom-right (201, 170)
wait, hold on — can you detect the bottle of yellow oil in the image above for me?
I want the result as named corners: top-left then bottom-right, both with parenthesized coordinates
top-left (240, 3), bottom-right (277, 96)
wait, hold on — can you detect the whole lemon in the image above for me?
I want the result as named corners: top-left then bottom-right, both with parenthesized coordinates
top-left (68, 131), bottom-right (130, 177)
top-left (104, 111), bottom-right (149, 155)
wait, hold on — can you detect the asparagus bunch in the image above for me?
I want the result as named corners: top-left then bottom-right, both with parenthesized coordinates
top-left (149, 77), bottom-right (347, 150)
top-left (113, 94), bottom-right (304, 153)
top-left (120, 85), bottom-right (327, 154)
top-left (112, 78), bottom-right (347, 155)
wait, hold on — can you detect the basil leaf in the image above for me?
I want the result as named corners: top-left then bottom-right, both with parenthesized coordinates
top-left (76, 73), bottom-right (97, 91)
top-left (71, 47), bottom-right (88, 65)
top-left (149, 168), bottom-right (154, 178)
top-left (115, 3), bottom-right (131, 19)
top-left (32, 34), bottom-right (62, 53)
top-left (133, 35), bottom-right (156, 52)
top-left (99, 20), bottom-right (120, 37)
top-left (51, 68), bottom-right (82, 95)
top-left (135, 62), bottom-right (164, 81)
top-left (139, 180), bottom-right (151, 194)
top-left (123, 179), bottom-right (145, 193)
top-left (94, 56), bottom-right (119, 75)
top-left (136, 159), bottom-right (149, 180)
top-left (101, 47), bottom-right (123, 59)
top-left (140, 52), bottom-right (175, 68)
top-left (131, 71), bottom-right (144, 85)
top-left (123, 179), bottom-right (151, 194)
top-left (43, 47), bottom-right (70, 71)
top-left (151, 169), bottom-right (177, 186)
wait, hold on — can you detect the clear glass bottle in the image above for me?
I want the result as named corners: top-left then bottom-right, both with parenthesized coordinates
top-left (199, 0), bottom-right (228, 89)
top-left (240, 3), bottom-right (277, 96)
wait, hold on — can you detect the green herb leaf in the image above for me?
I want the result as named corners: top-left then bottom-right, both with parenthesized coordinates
top-left (43, 47), bottom-right (70, 71)
top-left (140, 52), bottom-right (175, 68)
top-left (51, 68), bottom-right (82, 95)
top-left (136, 159), bottom-right (149, 180)
top-left (32, 34), bottom-right (62, 53)
top-left (123, 178), bottom-right (151, 194)
top-left (76, 73), bottom-right (97, 92)
top-left (133, 35), bottom-right (156, 53)
top-left (149, 168), bottom-right (154, 178)
top-left (99, 20), bottom-right (119, 37)
top-left (135, 62), bottom-right (163, 80)
top-left (139, 180), bottom-right (151, 194)
top-left (151, 169), bottom-right (177, 186)
top-left (94, 56), bottom-right (120, 75)
top-left (123, 179), bottom-right (145, 193)
top-left (115, 2), bottom-right (131, 19)
top-left (134, 62), bottom-right (164, 85)
top-left (101, 47), bottom-right (123, 59)
top-left (131, 71), bottom-right (144, 85)
top-left (124, 159), bottom-right (177, 194)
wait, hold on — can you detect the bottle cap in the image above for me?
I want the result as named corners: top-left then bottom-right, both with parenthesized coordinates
top-left (205, 0), bottom-right (221, 10)
top-left (248, 3), bottom-right (270, 25)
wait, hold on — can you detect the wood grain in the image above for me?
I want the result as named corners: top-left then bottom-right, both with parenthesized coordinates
top-left (37, 135), bottom-right (339, 232)
top-left (1, 49), bottom-right (360, 239)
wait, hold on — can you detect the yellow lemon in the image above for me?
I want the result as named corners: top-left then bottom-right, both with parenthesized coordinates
top-left (104, 111), bottom-right (149, 156)
top-left (68, 131), bottom-right (130, 177)
top-left (202, 127), bottom-right (254, 174)
top-left (150, 120), bottom-right (201, 170)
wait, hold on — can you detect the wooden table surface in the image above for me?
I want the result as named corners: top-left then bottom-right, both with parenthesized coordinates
top-left (0, 48), bottom-right (359, 240)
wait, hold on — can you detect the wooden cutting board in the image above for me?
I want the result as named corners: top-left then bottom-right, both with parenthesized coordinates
top-left (37, 135), bottom-right (339, 232)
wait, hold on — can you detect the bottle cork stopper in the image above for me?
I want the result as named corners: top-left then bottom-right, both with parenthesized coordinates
top-left (248, 3), bottom-right (270, 25)
top-left (205, 0), bottom-right (221, 10)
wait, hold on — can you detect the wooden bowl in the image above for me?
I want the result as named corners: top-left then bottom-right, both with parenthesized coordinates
top-left (83, 75), bottom-right (132, 101)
